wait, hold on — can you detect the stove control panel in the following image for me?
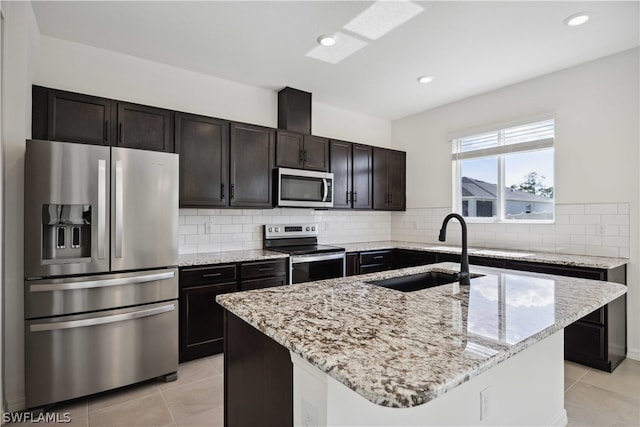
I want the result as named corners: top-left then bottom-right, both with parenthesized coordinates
top-left (264, 223), bottom-right (319, 239)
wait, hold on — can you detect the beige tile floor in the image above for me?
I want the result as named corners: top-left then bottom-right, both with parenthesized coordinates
top-left (5, 356), bottom-right (640, 426)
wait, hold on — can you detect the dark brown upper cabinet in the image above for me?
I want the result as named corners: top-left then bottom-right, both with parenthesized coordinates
top-left (33, 86), bottom-right (174, 153)
top-left (33, 86), bottom-right (112, 146)
top-left (277, 87), bottom-right (311, 134)
top-left (117, 102), bottom-right (174, 152)
top-left (276, 131), bottom-right (329, 172)
top-left (330, 140), bottom-right (372, 209)
top-left (175, 113), bottom-right (229, 207)
top-left (229, 122), bottom-right (275, 208)
top-left (373, 147), bottom-right (406, 211)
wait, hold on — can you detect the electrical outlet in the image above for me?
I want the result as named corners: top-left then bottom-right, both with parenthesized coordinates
top-left (480, 387), bottom-right (490, 421)
top-left (597, 224), bottom-right (605, 236)
top-left (205, 222), bottom-right (213, 234)
top-left (301, 399), bottom-right (318, 426)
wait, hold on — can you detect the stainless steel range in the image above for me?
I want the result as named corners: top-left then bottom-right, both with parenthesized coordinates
top-left (23, 139), bottom-right (179, 409)
top-left (264, 224), bottom-right (345, 284)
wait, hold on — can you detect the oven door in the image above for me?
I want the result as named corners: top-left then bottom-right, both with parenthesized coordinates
top-left (289, 252), bottom-right (345, 285)
top-left (277, 168), bottom-right (333, 208)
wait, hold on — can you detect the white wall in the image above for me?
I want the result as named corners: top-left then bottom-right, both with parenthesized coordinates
top-left (34, 36), bottom-right (392, 148)
top-left (392, 48), bottom-right (640, 359)
top-left (1, 0), bottom-right (39, 412)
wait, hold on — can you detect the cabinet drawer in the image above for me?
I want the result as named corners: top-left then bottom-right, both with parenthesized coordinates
top-left (180, 265), bottom-right (237, 287)
top-left (508, 261), bottom-right (605, 280)
top-left (240, 259), bottom-right (287, 279)
top-left (469, 256), bottom-right (508, 268)
top-left (360, 250), bottom-right (393, 266)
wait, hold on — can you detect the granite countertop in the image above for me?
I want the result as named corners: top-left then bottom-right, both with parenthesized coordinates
top-left (217, 263), bottom-right (626, 408)
top-left (341, 240), bottom-right (628, 269)
top-left (178, 249), bottom-right (287, 266)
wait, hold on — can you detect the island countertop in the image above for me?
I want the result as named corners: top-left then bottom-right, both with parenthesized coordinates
top-left (216, 263), bottom-right (626, 408)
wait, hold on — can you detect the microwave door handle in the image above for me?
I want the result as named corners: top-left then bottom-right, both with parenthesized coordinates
top-left (322, 178), bottom-right (329, 202)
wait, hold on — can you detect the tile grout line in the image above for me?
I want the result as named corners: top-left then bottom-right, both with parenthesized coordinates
top-left (158, 387), bottom-right (178, 427)
top-left (86, 383), bottom-right (161, 416)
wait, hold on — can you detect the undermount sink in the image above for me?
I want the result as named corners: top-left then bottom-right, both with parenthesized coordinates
top-left (367, 271), bottom-right (461, 293)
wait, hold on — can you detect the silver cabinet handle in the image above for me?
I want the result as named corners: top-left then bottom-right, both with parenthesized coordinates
top-left (29, 271), bottom-right (175, 293)
top-left (30, 303), bottom-right (175, 332)
top-left (202, 273), bottom-right (222, 278)
top-left (98, 159), bottom-right (107, 259)
top-left (115, 159), bottom-right (123, 258)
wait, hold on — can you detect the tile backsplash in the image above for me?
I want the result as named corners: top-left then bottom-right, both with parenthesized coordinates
top-left (179, 208), bottom-right (392, 254)
top-left (179, 203), bottom-right (630, 258)
top-left (391, 203), bottom-right (630, 258)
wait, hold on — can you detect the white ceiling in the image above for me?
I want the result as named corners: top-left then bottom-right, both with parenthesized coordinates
top-left (31, 1), bottom-right (640, 120)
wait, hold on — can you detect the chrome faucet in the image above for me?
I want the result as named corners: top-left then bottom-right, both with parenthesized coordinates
top-left (438, 213), bottom-right (471, 285)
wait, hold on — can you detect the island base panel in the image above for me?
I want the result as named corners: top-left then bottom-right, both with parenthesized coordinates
top-left (224, 311), bottom-right (293, 427)
top-left (292, 331), bottom-right (567, 426)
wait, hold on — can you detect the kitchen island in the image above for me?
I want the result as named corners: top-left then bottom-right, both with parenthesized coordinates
top-left (216, 263), bottom-right (626, 426)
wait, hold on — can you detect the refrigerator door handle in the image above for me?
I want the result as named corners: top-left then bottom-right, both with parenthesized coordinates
top-left (28, 270), bottom-right (176, 293)
top-left (29, 303), bottom-right (176, 332)
top-left (97, 159), bottom-right (107, 259)
top-left (115, 159), bottom-right (123, 258)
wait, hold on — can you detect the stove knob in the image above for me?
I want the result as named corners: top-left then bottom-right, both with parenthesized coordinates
top-left (268, 227), bottom-right (273, 232)
top-left (311, 226), bottom-right (316, 231)
top-left (306, 227), bottom-right (310, 231)
top-left (275, 227), bottom-right (280, 232)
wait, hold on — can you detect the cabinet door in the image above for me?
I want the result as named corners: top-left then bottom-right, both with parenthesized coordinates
top-left (387, 150), bottom-right (406, 210)
top-left (372, 147), bottom-right (389, 210)
top-left (303, 135), bottom-right (329, 171)
top-left (46, 88), bottom-right (112, 146)
top-left (276, 130), bottom-right (304, 169)
top-left (352, 144), bottom-right (373, 209)
top-left (329, 140), bottom-right (352, 209)
top-left (175, 113), bottom-right (228, 207)
top-left (180, 281), bottom-right (237, 362)
top-left (117, 102), bottom-right (174, 152)
top-left (230, 123), bottom-right (275, 207)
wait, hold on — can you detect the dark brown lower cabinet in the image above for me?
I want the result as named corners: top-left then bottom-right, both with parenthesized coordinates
top-left (179, 265), bottom-right (237, 362)
top-left (225, 312), bottom-right (293, 427)
top-left (346, 252), bottom-right (360, 276)
top-left (358, 250), bottom-right (394, 274)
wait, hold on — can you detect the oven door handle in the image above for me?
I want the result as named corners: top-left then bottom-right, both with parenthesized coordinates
top-left (290, 252), bottom-right (345, 264)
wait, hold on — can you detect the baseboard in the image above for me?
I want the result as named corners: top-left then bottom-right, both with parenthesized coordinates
top-left (551, 409), bottom-right (568, 427)
top-left (627, 347), bottom-right (640, 361)
top-left (6, 396), bottom-right (26, 413)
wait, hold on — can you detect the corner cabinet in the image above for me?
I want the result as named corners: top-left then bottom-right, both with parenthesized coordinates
top-left (175, 113), bottom-right (229, 207)
top-left (230, 123), bottom-right (276, 208)
top-left (373, 148), bottom-right (406, 211)
top-left (33, 86), bottom-right (113, 146)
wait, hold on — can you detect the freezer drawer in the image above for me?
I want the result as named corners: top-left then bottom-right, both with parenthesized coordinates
top-left (25, 301), bottom-right (178, 409)
top-left (25, 268), bottom-right (178, 319)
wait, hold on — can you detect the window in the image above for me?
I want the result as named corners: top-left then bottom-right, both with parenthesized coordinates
top-left (452, 119), bottom-right (554, 222)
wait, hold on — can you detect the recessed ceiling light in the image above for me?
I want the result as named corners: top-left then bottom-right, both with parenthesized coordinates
top-left (417, 75), bottom-right (433, 84)
top-left (564, 12), bottom-right (590, 27)
top-left (317, 35), bottom-right (337, 47)
top-left (307, 32), bottom-right (367, 64)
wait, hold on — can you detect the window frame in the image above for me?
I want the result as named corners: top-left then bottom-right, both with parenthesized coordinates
top-left (451, 118), bottom-right (555, 224)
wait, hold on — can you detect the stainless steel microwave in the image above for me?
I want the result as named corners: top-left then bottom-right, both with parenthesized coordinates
top-left (275, 168), bottom-right (334, 208)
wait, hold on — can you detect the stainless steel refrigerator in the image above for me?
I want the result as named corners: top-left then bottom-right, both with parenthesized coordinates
top-left (23, 139), bottom-right (179, 409)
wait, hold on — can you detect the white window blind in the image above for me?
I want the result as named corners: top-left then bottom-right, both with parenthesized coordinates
top-left (453, 119), bottom-right (554, 160)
